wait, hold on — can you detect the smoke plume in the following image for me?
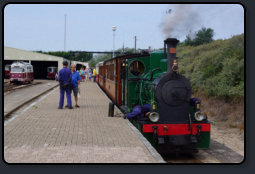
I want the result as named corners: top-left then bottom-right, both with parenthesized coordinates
top-left (160, 4), bottom-right (200, 39)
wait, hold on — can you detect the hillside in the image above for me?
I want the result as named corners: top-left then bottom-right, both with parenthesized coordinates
top-left (177, 34), bottom-right (244, 130)
top-left (177, 34), bottom-right (244, 101)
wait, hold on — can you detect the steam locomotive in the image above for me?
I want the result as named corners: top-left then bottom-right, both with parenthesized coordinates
top-left (97, 38), bottom-right (210, 154)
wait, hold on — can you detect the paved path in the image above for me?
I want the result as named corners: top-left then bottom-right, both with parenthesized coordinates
top-left (4, 80), bottom-right (58, 117)
top-left (4, 82), bottom-right (159, 163)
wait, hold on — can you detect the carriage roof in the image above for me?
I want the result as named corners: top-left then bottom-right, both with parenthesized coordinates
top-left (95, 61), bottom-right (104, 67)
top-left (11, 61), bottom-right (33, 69)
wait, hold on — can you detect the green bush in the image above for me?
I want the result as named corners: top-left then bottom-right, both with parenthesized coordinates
top-left (183, 27), bottom-right (214, 46)
top-left (177, 34), bottom-right (244, 101)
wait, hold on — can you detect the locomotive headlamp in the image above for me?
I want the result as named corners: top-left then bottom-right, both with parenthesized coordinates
top-left (194, 99), bottom-right (201, 111)
top-left (194, 111), bottom-right (206, 121)
top-left (149, 112), bottom-right (160, 123)
top-left (172, 60), bottom-right (178, 72)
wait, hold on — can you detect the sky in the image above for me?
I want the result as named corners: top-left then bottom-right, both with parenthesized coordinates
top-left (4, 4), bottom-right (244, 52)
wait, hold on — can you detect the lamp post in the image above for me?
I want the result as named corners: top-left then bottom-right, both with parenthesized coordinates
top-left (64, 14), bottom-right (67, 51)
top-left (112, 26), bottom-right (116, 58)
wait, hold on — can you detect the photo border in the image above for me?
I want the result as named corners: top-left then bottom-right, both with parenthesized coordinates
top-left (0, 0), bottom-right (252, 173)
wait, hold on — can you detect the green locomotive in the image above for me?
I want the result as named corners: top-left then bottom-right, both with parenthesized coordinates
top-left (98, 38), bottom-right (210, 154)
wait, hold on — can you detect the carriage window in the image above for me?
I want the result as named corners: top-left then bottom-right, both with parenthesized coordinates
top-left (11, 67), bottom-right (24, 73)
top-left (99, 66), bottom-right (103, 76)
top-left (106, 64), bottom-right (114, 81)
top-left (129, 60), bottom-right (145, 76)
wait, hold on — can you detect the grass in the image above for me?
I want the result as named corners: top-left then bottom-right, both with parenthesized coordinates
top-left (177, 34), bottom-right (244, 101)
top-left (192, 92), bottom-right (244, 130)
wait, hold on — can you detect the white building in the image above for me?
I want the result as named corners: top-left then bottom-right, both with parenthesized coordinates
top-left (4, 46), bottom-right (89, 79)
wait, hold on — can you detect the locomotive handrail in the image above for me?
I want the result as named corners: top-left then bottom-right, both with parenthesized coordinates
top-left (128, 68), bottom-right (161, 82)
top-left (148, 68), bottom-right (161, 81)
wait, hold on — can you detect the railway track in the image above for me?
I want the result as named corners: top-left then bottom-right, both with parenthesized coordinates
top-left (4, 81), bottom-right (42, 95)
top-left (162, 153), bottom-right (203, 163)
top-left (4, 80), bottom-right (59, 118)
top-left (162, 139), bottom-right (244, 163)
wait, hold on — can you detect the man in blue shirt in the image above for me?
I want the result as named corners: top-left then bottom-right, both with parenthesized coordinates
top-left (70, 64), bottom-right (82, 107)
top-left (58, 61), bottom-right (73, 109)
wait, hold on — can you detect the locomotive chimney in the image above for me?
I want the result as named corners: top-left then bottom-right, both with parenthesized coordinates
top-left (164, 38), bottom-right (179, 72)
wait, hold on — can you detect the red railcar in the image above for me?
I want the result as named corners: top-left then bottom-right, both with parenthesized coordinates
top-left (4, 64), bottom-right (11, 79)
top-left (10, 61), bottom-right (34, 84)
top-left (47, 67), bottom-right (58, 80)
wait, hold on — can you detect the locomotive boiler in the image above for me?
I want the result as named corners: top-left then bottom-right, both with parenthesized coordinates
top-left (97, 38), bottom-right (210, 154)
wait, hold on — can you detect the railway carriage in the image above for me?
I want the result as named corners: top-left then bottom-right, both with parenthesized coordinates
top-left (47, 66), bottom-right (58, 80)
top-left (97, 38), bottom-right (211, 154)
top-left (4, 64), bottom-right (11, 79)
top-left (10, 61), bottom-right (34, 84)
top-left (96, 61), bottom-right (104, 85)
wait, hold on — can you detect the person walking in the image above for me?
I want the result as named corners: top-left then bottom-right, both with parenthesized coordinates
top-left (55, 72), bottom-right (58, 81)
top-left (70, 64), bottom-right (81, 108)
top-left (88, 68), bottom-right (92, 82)
top-left (93, 67), bottom-right (97, 82)
top-left (79, 67), bottom-right (84, 82)
top-left (82, 67), bottom-right (86, 81)
top-left (84, 67), bottom-right (88, 81)
top-left (58, 61), bottom-right (73, 109)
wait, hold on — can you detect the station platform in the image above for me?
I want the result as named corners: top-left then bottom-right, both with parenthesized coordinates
top-left (4, 81), bottom-right (164, 163)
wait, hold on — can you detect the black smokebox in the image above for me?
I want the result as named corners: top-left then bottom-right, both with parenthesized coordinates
top-left (164, 38), bottom-right (179, 72)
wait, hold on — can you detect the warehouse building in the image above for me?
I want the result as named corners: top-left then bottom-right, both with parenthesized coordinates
top-left (4, 46), bottom-right (89, 79)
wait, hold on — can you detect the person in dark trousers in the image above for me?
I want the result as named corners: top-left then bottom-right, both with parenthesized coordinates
top-left (58, 61), bottom-right (73, 109)
top-left (70, 64), bottom-right (81, 108)
top-left (125, 104), bottom-right (151, 119)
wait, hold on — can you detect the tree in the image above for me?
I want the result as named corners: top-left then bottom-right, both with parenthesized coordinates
top-left (88, 54), bottom-right (112, 67)
top-left (73, 52), bottom-right (93, 62)
top-left (35, 46), bottom-right (138, 67)
top-left (193, 28), bottom-right (214, 46)
top-left (34, 51), bottom-right (93, 62)
top-left (183, 35), bottom-right (193, 46)
top-left (183, 27), bottom-right (214, 46)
